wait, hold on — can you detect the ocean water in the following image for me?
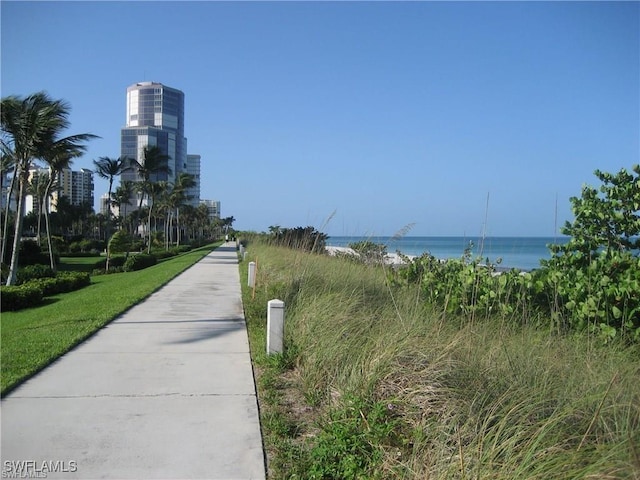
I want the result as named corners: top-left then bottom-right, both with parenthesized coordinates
top-left (326, 236), bottom-right (570, 271)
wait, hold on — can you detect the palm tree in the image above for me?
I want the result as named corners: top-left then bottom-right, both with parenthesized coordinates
top-left (41, 137), bottom-right (94, 270)
top-left (93, 156), bottom-right (129, 218)
top-left (25, 170), bottom-right (46, 244)
top-left (127, 146), bottom-right (171, 247)
top-left (1, 92), bottom-right (96, 285)
top-left (127, 146), bottom-right (171, 210)
top-left (145, 181), bottom-right (168, 253)
top-left (195, 203), bottom-right (212, 241)
top-left (93, 156), bottom-right (129, 270)
top-left (222, 216), bottom-right (235, 238)
top-left (1, 152), bottom-right (16, 263)
top-left (168, 173), bottom-right (196, 247)
top-left (112, 180), bottom-right (134, 232)
top-left (182, 203), bottom-right (210, 242)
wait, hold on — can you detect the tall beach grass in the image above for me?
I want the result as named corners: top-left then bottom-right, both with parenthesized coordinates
top-left (240, 240), bottom-right (640, 479)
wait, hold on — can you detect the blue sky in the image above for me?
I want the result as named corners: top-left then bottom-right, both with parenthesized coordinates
top-left (2, 1), bottom-right (638, 237)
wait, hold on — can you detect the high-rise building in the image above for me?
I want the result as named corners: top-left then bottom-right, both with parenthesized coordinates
top-left (100, 193), bottom-right (119, 217)
top-left (120, 82), bottom-right (187, 207)
top-left (186, 154), bottom-right (201, 206)
top-left (25, 167), bottom-right (94, 214)
top-left (200, 199), bottom-right (221, 222)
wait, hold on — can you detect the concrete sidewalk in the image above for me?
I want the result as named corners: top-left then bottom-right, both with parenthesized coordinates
top-left (1, 243), bottom-right (265, 479)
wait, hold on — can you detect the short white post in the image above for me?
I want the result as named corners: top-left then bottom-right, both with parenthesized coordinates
top-left (248, 261), bottom-right (256, 287)
top-left (239, 244), bottom-right (245, 255)
top-left (243, 251), bottom-right (248, 261)
top-left (267, 299), bottom-right (285, 354)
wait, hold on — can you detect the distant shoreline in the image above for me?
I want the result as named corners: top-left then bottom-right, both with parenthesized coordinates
top-left (324, 236), bottom-right (570, 271)
top-left (325, 245), bottom-right (416, 266)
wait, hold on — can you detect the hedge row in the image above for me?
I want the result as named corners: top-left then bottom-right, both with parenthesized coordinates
top-left (1, 272), bottom-right (91, 312)
top-left (0, 284), bottom-right (44, 311)
top-left (93, 246), bottom-right (191, 272)
top-left (123, 254), bottom-right (157, 272)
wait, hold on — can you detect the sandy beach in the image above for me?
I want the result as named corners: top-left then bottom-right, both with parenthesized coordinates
top-left (325, 246), bottom-right (414, 266)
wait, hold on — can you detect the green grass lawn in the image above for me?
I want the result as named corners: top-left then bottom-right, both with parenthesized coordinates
top-left (56, 255), bottom-right (103, 272)
top-left (1, 243), bottom-right (221, 395)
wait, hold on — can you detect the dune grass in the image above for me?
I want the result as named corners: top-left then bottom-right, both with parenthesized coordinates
top-left (240, 241), bottom-right (640, 479)
top-left (1, 243), bottom-right (221, 395)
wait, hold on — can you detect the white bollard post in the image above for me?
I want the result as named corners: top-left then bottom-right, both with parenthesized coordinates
top-left (248, 261), bottom-right (256, 288)
top-left (243, 251), bottom-right (248, 261)
top-left (267, 299), bottom-right (285, 354)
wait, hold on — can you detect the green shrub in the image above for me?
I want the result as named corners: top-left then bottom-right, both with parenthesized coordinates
top-left (348, 241), bottom-right (388, 264)
top-left (151, 246), bottom-right (192, 260)
top-left (131, 239), bottom-right (145, 252)
top-left (396, 247), bottom-right (533, 320)
top-left (108, 231), bottom-right (132, 255)
top-left (94, 256), bottom-right (127, 270)
top-left (270, 226), bottom-right (328, 253)
top-left (17, 239), bottom-right (51, 266)
top-left (543, 165), bottom-right (640, 340)
top-left (0, 284), bottom-right (44, 311)
top-left (68, 239), bottom-right (100, 253)
top-left (308, 396), bottom-right (400, 479)
top-left (17, 264), bottom-right (55, 284)
top-left (24, 272), bottom-right (90, 297)
top-left (123, 253), bottom-right (157, 272)
top-left (67, 241), bottom-right (82, 253)
top-left (26, 277), bottom-right (60, 296)
top-left (56, 271), bottom-right (91, 292)
top-left (153, 250), bottom-right (177, 260)
top-left (170, 245), bottom-right (192, 254)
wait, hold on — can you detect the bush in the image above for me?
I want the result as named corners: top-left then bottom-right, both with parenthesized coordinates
top-left (543, 165), bottom-right (640, 340)
top-left (1, 284), bottom-right (44, 311)
top-left (123, 253), bottom-right (157, 272)
top-left (131, 239), bottom-right (145, 252)
top-left (57, 271), bottom-right (91, 292)
top-left (26, 277), bottom-right (60, 296)
top-left (17, 239), bottom-right (51, 266)
top-left (108, 231), bottom-right (132, 255)
top-left (24, 272), bottom-right (90, 297)
top-left (153, 250), bottom-right (177, 260)
top-left (67, 238), bottom-right (103, 254)
top-left (349, 241), bottom-right (388, 264)
top-left (93, 256), bottom-right (127, 271)
top-left (171, 245), bottom-right (192, 254)
top-left (270, 226), bottom-right (328, 253)
top-left (16, 264), bottom-right (55, 284)
top-left (308, 396), bottom-right (400, 479)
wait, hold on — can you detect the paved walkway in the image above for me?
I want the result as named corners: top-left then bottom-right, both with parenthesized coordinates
top-left (1, 243), bottom-right (265, 479)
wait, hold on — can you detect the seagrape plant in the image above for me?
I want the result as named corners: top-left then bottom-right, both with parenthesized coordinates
top-left (397, 166), bottom-right (640, 342)
top-left (394, 245), bottom-right (533, 321)
top-left (542, 165), bottom-right (640, 340)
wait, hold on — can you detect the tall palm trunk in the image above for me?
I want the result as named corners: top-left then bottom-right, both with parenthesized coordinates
top-left (43, 171), bottom-right (57, 271)
top-left (1, 165), bottom-right (18, 264)
top-left (147, 201), bottom-right (154, 254)
top-left (176, 208), bottom-right (181, 246)
top-left (6, 169), bottom-right (28, 285)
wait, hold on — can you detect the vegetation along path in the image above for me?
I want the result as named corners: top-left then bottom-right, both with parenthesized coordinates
top-left (1, 242), bottom-right (265, 479)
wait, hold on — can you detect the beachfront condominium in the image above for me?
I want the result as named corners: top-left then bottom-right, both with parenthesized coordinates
top-left (186, 154), bottom-right (201, 207)
top-left (120, 81), bottom-right (200, 208)
top-left (200, 199), bottom-right (221, 222)
top-left (25, 167), bottom-right (94, 215)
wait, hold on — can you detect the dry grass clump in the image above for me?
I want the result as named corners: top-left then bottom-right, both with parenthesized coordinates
top-left (241, 241), bottom-right (640, 479)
